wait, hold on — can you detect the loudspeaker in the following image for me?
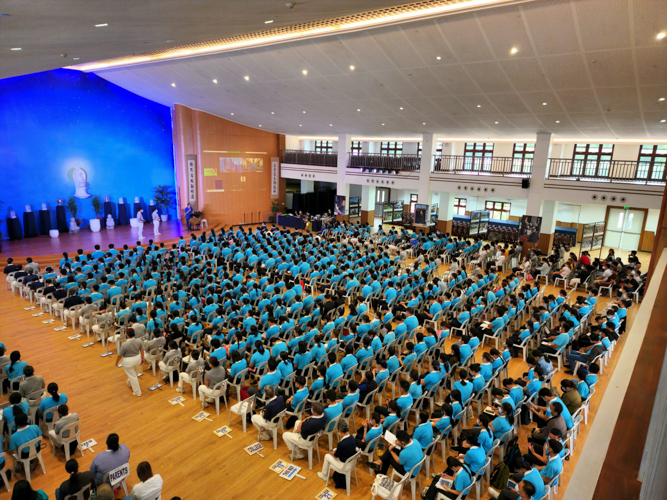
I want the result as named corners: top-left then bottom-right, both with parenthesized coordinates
top-left (522, 179), bottom-right (530, 189)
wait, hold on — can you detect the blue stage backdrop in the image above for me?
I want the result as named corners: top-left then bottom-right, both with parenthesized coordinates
top-left (0, 68), bottom-right (174, 235)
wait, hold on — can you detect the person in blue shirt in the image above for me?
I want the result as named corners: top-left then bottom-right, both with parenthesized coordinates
top-left (489, 402), bottom-right (514, 442)
top-left (422, 456), bottom-right (473, 500)
top-left (422, 363), bottom-right (443, 393)
top-left (9, 413), bottom-right (42, 456)
top-left (354, 412), bottom-right (384, 451)
top-left (341, 380), bottom-right (360, 417)
top-left (277, 351), bottom-right (294, 381)
top-left (413, 411), bottom-right (434, 449)
top-left (3, 392), bottom-right (29, 433)
top-left (228, 351), bottom-right (248, 382)
top-left (453, 369), bottom-right (474, 403)
top-left (325, 352), bottom-right (344, 389)
top-left (5, 351), bottom-right (28, 392)
top-left (430, 403), bottom-right (454, 435)
top-left (340, 345), bottom-right (358, 375)
top-left (323, 390), bottom-right (343, 425)
top-left (284, 375), bottom-right (309, 428)
top-left (367, 430), bottom-right (424, 478)
top-left (538, 439), bottom-right (564, 483)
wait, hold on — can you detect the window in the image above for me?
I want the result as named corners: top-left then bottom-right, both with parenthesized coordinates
top-left (512, 143), bottom-right (535, 173)
top-left (417, 142), bottom-right (443, 157)
top-left (351, 141), bottom-right (363, 156)
top-left (637, 144), bottom-right (667, 181)
top-left (381, 141), bottom-right (403, 156)
top-left (572, 144), bottom-right (614, 177)
top-left (454, 197), bottom-right (467, 216)
top-left (464, 142), bottom-right (494, 171)
top-left (484, 200), bottom-right (511, 220)
top-left (408, 194), bottom-right (418, 213)
top-left (314, 140), bottom-right (333, 154)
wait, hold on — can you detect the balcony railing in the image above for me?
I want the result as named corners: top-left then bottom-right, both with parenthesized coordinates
top-left (282, 149), bottom-right (338, 166)
top-left (548, 158), bottom-right (666, 185)
top-left (433, 155), bottom-right (532, 177)
top-left (348, 153), bottom-right (421, 172)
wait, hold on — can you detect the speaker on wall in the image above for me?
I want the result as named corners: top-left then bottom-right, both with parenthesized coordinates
top-left (522, 179), bottom-right (530, 189)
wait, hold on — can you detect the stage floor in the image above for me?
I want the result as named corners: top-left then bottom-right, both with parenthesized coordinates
top-left (2, 220), bottom-right (197, 260)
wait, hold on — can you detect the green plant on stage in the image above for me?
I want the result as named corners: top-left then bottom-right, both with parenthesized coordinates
top-left (153, 185), bottom-right (176, 212)
top-left (66, 196), bottom-right (79, 219)
top-left (91, 195), bottom-right (103, 217)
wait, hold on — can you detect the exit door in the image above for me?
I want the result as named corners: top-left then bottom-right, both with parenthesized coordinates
top-left (604, 208), bottom-right (644, 251)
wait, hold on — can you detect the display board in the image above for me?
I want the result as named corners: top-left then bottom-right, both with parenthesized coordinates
top-left (581, 221), bottom-right (605, 253)
top-left (414, 204), bottom-right (428, 225)
top-left (430, 203), bottom-right (439, 226)
top-left (518, 215), bottom-right (543, 245)
top-left (469, 210), bottom-right (490, 237)
top-left (334, 195), bottom-right (346, 216)
top-left (348, 197), bottom-right (361, 217)
top-left (382, 201), bottom-right (404, 223)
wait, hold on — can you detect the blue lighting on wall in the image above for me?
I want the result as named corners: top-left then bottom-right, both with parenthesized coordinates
top-left (0, 68), bottom-right (174, 234)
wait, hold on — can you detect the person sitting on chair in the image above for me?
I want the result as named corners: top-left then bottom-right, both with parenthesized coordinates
top-left (317, 420), bottom-right (357, 488)
top-left (251, 386), bottom-right (285, 441)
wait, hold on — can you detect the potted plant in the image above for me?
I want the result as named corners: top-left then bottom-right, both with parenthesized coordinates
top-left (269, 200), bottom-right (280, 223)
top-left (89, 195), bottom-right (103, 232)
top-left (153, 185), bottom-right (175, 222)
top-left (66, 196), bottom-right (81, 228)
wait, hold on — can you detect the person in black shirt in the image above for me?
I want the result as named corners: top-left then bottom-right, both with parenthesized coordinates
top-left (56, 458), bottom-right (95, 500)
top-left (317, 420), bottom-right (358, 488)
top-left (283, 402), bottom-right (327, 459)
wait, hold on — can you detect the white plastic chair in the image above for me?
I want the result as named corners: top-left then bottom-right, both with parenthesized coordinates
top-left (292, 429), bottom-right (323, 470)
top-left (206, 380), bottom-right (229, 415)
top-left (102, 464), bottom-right (129, 496)
top-left (0, 452), bottom-right (9, 493)
top-left (228, 395), bottom-right (256, 433)
top-left (324, 450), bottom-right (361, 496)
top-left (359, 434), bottom-right (383, 476)
top-left (50, 421), bottom-right (84, 461)
top-left (64, 484), bottom-right (91, 500)
top-left (391, 457), bottom-right (425, 500)
top-left (263, 409), bottom-right (286, 449)
top-left (12, 436), bottom-right (46, 483)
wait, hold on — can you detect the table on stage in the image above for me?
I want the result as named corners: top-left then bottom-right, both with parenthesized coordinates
top-left (277, 215), bottom-right (322, 231)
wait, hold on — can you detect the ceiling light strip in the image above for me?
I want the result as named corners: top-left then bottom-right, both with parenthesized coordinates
top-left (297, 136), bottom-right (667, 144)
top-left (69, 0), bottom-right (520, 72)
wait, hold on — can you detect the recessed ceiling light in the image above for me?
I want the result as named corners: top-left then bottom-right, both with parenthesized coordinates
top-left (302, 69), bottom-right (308, 75)
top-left (657, 32), bottom-right (666, 40)
top-left (244, 76), bottom-right (249, 81)
top-left (510, 47), bottom-right (518, 54)
top-left (381, 123), bottom-right (385, 126)
top-left (349, 65), bottom-right (355, 70)
top-left (265, 20), bottom-right (274, 24)
top-left (436, 56), bottom-right (441, 60)
top-left (271, 111), bottom-right (275, 114)
top-left (543, 102), bottom-right (548, 105)
top-left (302, 111), bottom-right (306, 114)
top-left (329, 124), bottom-right (333, 126)
top-left (477, 105), bottom-right (481, 108)
top-left (231, 113), bottom-right (234, 116)
top-left (660, 98), bottom-right (665, 101)
top-left (95, 23), bottom-right (108, 27)
top-left (556, 120), bottom-right (560, 123)
top-left (299, 124), bottom-right (302, 127)
top-left (170, 83), bottom-right (176, 87)
top-left (357, 109), bottom-right (361, 112)
top-left (495, 121), bottom-right (499, 124)
top-left (73, 58), bottom-right (79, 60)
top-left (212, 79), bottom-right (218, 84)
top-left (10, 48), bottom-right (21, 51)
top-left (422, 122), bottom-right (426, 125)
top-left (662, 119), bottom-right (666, 123)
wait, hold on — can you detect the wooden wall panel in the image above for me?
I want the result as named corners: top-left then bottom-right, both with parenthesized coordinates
top-left (173, 106), bottom-right (279, 227)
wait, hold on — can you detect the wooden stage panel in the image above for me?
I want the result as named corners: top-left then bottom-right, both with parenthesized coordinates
top-left (0, 252), bottom-right (637, 499)
top-left (2, 221), bottom-right (194, 260)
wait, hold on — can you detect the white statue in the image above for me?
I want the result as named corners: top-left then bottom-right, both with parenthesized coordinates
top-left (9, 210), bottom-right (17, 219)
top-left (149, 199), bottom-right (155, 205)
top-left (134, 197), bottom-right (139, 203)
top-left (42, 203), bottom-right (47, 211)
top-left (57, 199), bottom-right (63, 205)
top-left (25, 205), bottom-right (32, 212)
top-left (106, 214), bottom-right (115, 229)
top-left (119, 198), bottom-right (124, 204)
top-left (73, 167), bottom-right (91, 199)
top-left (105, 196), bottom-right (110, 202)
top-left (69, 217), bottom-right (80, 233)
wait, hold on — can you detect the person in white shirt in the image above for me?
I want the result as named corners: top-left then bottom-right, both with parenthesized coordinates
top-left (137, 208), bottom-right (145, 240)
top-left (152, 209), bottom-right (161, 236)
top-left (129, 461), bottom-right (163, 500)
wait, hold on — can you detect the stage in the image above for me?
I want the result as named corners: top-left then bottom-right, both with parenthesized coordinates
top-left (0, 220), bottom-right (209, 264)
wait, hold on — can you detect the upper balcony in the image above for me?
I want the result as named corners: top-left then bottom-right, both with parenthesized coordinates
top-left (281, 149), bottom-right (666, 185)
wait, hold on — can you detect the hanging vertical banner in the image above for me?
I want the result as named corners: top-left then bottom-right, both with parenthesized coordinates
top-left (271, 157), bottom-right (279, 198)
top-left (186, 156), bottom-right (197, 205)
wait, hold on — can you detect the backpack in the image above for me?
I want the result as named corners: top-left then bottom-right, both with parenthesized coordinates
top-left (503, 436), bottom-right (523, 473)
top-left (489, 462), bottom-right (510, 490)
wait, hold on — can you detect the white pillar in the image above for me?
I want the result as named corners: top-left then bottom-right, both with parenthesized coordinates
top-left (361, 185), bottom-right (376, 211)
top-left (300, 180), bottom-right (314, 193)
top-left (419, 133), bottom-right (437, 204)
top-left (541, 200), bottom-right (558, 234)
top-left (337, 134), bottom-right (352, 215)
top-left (526, 132), bottom-right (552, 215)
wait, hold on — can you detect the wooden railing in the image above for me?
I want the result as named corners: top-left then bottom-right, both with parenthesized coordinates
top-left (548, 158), bottom-right (666, 184)
top-left (282, 149), bottom-right (337, 167)
top-left (433, 155), bottom-right (532, 177)
top-left (347, 153), bottom-right (421, 172)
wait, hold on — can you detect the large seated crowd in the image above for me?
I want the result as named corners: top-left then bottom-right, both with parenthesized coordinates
top-left (1, 220), bottom-right (645, 500)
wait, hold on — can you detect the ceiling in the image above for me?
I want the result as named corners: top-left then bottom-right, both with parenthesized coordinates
top-left (3, 0), bottom-right (667, 140)
top-left (0, 0), bottom-right (409, 79)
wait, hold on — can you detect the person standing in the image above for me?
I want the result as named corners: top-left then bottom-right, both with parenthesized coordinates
top-left (152, 209), bottom-right (161, 236)
top-left (115, 329), bottom-right (144, 397)
top-left (137, 208), bottom-right (145, 240)
top-left (184, 203), bottom-right (193, 230)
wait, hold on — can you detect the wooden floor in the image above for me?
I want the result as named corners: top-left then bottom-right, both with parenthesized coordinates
top-left (0, 245), bottom-right (638, 500)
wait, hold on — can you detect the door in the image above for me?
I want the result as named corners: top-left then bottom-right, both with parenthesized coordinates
top-left (375, 188), bottom-right (390, 217)
top-left (604, 208), bottom-right (645, 251)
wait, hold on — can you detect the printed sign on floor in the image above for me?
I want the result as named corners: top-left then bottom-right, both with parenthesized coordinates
top-left (269, 459), bottom-right (288, 474)
top-left (279, 463), bottom-right (303, 481)
top-left (192, 411), bottom-right (212, 422)
top-left (213, 426), bottom-right (233, 438)
top-left (169, 396), bottom-right (186, 407)
top-left (244, 442), bottom-right (265, 456)
top-left (148, 383), bottom-right (162, 391)
top-left (315, 488), bottom-right (338, 500)
top-left (80, 439), bottom-right (98, 453)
